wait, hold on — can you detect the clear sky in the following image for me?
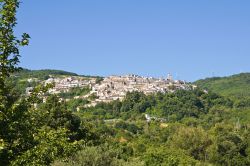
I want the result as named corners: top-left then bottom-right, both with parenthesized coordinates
top-left (16, 0), bottom-right (250, 81)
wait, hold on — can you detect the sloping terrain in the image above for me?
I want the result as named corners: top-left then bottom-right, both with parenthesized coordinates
top-left (195, 73), bottom-right (250, 98)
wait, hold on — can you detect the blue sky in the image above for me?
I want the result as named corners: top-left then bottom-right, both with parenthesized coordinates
top-left (16, 0), bottom-right (250, 81)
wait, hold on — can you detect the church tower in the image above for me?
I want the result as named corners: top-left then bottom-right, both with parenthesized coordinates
top-left (167, 73), bottom-right (173, 82)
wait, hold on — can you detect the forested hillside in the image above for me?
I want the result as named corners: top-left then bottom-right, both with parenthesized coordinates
top-left (54, 89), bottom-right (250, 166)
top-left (195, 73), bottom-right (250, 98)
top-left (13, 69), bottom-right (79, 77)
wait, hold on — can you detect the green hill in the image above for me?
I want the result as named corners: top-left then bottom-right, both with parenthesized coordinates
top-left (12, 69), bottom-right (79, 79)
top-left (194, 73), bottom-right (250, 98)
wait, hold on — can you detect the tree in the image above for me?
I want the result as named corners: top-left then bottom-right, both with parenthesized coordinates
top-left (52, 145), bottom-right (144, 166)
top-left (0, 1), bottom-right (91, 165)
top-left (0, 0), bottom-right (30, 164)
top-left (207, 124), bottom-right (250, 165)
top-left (142, 146), bottom-right (198, 166)
top-left (11, 127), bottom-right (83, 166)
top-left (168, 126), bottom-right (212, 161)
top-left (0, 0), bottom-right (30, 88)
top-left (120, 91), bottom-right (146, 112)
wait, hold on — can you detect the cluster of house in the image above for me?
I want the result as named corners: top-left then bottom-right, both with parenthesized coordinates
top-left (25, 74), bottom-right (194, 108)
top-left (45, 76), bottom-right (95, 94)
top-left (85, 74), bottom-right (192, 107)
top-left (26, 76), bottom-right (96, 95)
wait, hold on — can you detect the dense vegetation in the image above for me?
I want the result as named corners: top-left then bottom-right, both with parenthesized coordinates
top-left (0, 1), bottom-right (249, 165)
top-left (71, 90), bottom-right (250, 166)
top-left (13, 69), bottom-right (79, 78)
top-left (195, 73), bottom-right (250, 98)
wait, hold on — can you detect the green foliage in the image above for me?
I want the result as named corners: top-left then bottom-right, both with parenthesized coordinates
top-left (13, 69), bottom-right (79, 79)
top-left (40, 95), bottom-right (81, 130)
top-left (59, 86), bottom-right (91, 99)
top-left (11, 127), bottom-right (83, 166)
top-left (0, 0), bottom-right (30, 86)
top-left (0, 0), bottom-right (31, 164)
top-left (207, 124), bottom-right (250, 166)
top-left (52, 145), bottom-right (144, 166)
top-left (115, 121), bottom-right (142, 134)
top-left (142, 146), bottom-right (198, 166)
top-left (0, 92), bottom-right (97, 165)
top-left (120, 91), bottom-right (147, 112)
top-left (168, 126), bottom-right (212, 161)
top-left (67, 98), bottom-right (89, 112)
top-left (0, 98), bottom-right (35, 165)
top-left (195, 73), bottom-right (250, 98)
top-left (73, 89), bottom-right (249, 166)
top-left (0, 2), bottom-right (97, 163)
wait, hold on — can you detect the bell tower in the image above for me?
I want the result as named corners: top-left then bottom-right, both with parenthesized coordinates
top-left (167, 73), bottom-right (173, 82)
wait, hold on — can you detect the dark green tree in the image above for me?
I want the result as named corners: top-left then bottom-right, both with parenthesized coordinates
top-left (0, 0), bottom-right (30, 164)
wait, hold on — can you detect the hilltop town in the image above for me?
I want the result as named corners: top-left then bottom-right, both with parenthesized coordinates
top-left (87, 74), bottom-right (192, 106)
top-left (25, 73), bottom-right (194, 107)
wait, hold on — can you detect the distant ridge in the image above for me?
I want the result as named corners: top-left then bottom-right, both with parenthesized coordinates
top-left (15, 68), bottom-right (79, 76)
top-left (195, 73), bottom-right (250, 98)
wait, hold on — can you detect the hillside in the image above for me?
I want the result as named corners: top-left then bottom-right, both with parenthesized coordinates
top-left (12, 69), bottom-right (79, 79)
top-left (195, 73), bottom-right (250, 98)
top-left (9, 69), bottom-right (97, 95)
